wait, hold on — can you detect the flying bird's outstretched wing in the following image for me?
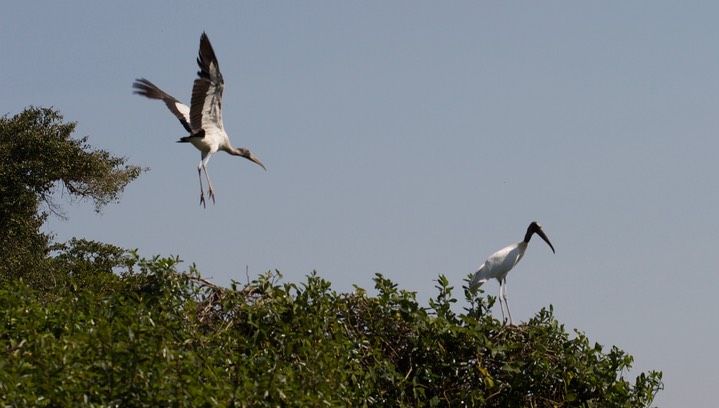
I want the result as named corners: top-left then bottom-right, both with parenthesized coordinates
top-left (132, 78), bottom-right (192, 133)
top-left (190, 32), bottom-right (225, 134)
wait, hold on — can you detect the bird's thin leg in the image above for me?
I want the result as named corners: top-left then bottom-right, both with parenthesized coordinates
top-left (498, 284), bottom-right (507, 324)
top-left (198, 163), bottom-right (206, 208)
top-left (202, 160), bottom-right (216, 205)
top-left (502, 278), bottom-right (514, 326)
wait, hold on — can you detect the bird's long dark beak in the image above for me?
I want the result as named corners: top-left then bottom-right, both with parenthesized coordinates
top-left (248, 154), bottom-right (267, 171)
top-left (536, 228), bottom-right (555, 253)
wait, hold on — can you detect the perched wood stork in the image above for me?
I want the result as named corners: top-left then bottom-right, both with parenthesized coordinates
top-left (469, 221), bottom-right (555, 325)
top-left (133, 32), bottom-right (266, 207)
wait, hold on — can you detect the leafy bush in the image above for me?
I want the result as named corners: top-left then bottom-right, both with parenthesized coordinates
top-left (0, 253), bottom-right (662, 407)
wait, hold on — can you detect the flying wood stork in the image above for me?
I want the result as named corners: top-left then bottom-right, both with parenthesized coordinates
top-left (469, 221), bottom-right (555, 325)
top-left (133, 32), bottom-right (266, 207)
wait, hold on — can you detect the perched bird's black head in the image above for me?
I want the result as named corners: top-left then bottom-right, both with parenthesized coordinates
top-left (525, 221), bottom-right (555, 253)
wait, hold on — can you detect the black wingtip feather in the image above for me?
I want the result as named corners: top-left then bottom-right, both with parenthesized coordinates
top-left (196, 32), bottom-right (220, 80)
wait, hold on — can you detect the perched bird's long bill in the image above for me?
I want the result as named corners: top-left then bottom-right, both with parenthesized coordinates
top-left (537, 229), bottom-right (555, 253)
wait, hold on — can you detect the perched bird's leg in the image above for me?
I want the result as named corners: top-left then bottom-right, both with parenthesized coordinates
top-left (198, 164), bottom-right (206, 208)
top-left (498, 284), bottom-right (507, 324)
top-left (502, 279), bottom-right (514, 326)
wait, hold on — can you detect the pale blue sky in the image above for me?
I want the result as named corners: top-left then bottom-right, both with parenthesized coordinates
top-left (3, 2), bottom-right (718, 405)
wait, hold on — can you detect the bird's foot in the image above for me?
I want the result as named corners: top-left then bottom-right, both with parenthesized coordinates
top-left (200, 191), bottom-right (207, 208)
top-left (209, 188), bottom-right (216, 205)
top-left (502, 320), bottom-right (521, 329)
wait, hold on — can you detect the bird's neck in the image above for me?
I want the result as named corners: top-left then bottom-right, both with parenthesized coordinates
top-left (228, 147), bottom-right (249, 157)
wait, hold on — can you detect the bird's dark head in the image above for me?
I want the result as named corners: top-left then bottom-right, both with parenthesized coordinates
top-left (231, 148), bottom-right (267, 171)
top-left (525, 221), bottom-right (555, 253)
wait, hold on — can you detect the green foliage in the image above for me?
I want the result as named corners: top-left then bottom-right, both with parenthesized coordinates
top-left (0, 107), bottom-right (144, 283)
top-left (0, 254), bottom-right (663, 407)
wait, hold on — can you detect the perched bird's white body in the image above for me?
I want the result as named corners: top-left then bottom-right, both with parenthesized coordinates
top-left (469, 241), bottom-right (527, 291)
top-left (469, 222), bottom-right (555, 325)
top-left (133, 32), bottom-right (266, 207)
